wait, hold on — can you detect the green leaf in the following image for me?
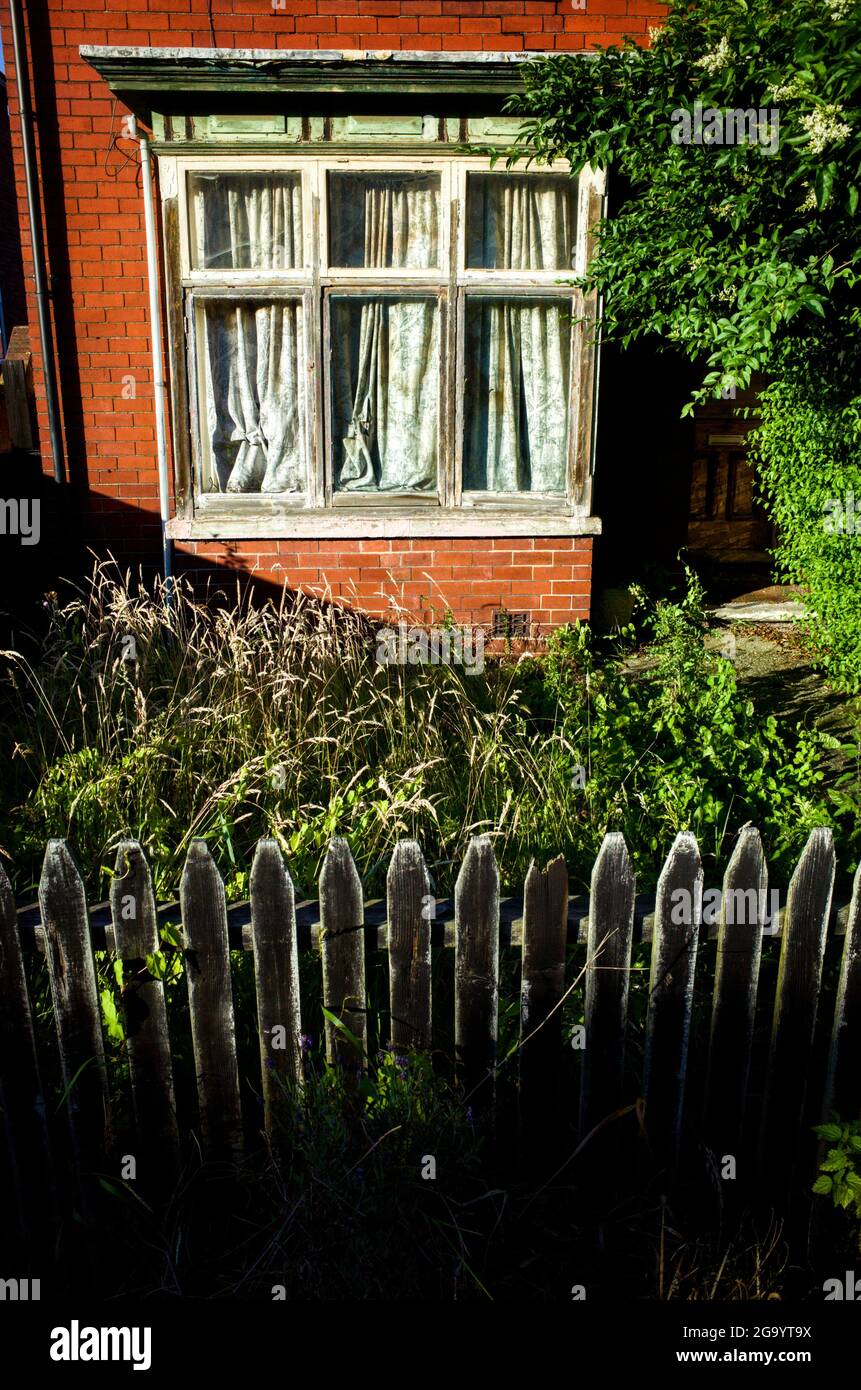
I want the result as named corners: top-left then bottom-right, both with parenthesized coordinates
top-left (99, 987), bottom-right (124, 1044)
top-left (816, 1123), bottom-right (843, 1141)
top-left (54, 1057), bottom-right (97, 1115)
top-left (320, 1006), bottom-right (365, 1055)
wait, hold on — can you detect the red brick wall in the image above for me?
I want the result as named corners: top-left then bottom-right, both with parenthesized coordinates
top-left (1, 1), bottom-right (664, 629)
top-left (186, 535), bottom-right (593, 632)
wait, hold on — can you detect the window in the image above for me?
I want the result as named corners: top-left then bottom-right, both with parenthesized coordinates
top-left (177, 156), bottom-right (591, 518)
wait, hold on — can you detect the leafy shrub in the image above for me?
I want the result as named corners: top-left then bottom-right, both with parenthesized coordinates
top-left (508, 0), bottom-right (861, 685)
top-left (752, 337), bottom-right (861, 689)
top-left (812, 1117), bottom-right (861, 1251)
top-left (540, 567), bottom-right (832, 872)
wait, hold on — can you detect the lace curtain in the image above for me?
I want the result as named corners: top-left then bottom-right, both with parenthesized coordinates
top-left (465, 175), bottom-right (573, 493)
top-left (466, 173), bottom-right (575, 271)
top-left (191, 172), bottom-right (303, 271)
top-left (333, 175), bottom-right (439, 492)
top-left (196, 174), bottom-right (305, 494)
top-left (464, 299), bottom-right (571, 493)
top-left (203, 300), bottom-right (305, 494)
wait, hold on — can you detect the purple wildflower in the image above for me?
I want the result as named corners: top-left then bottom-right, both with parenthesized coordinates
top-left (300, 1033), bottom-right (313, 1054)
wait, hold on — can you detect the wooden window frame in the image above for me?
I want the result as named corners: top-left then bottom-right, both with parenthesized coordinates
top-left (160, 150), bottom-right (605, 541)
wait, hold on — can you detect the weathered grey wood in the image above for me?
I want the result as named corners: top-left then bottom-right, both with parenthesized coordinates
top-left (387, 839), bottom-right (432, 1052)
top-left (15, 885), bottom-right (857, 957)
top-left (704, 826), bottom-right (767, 1161)
top-left (519, 855), bottom-right (568, 1133)
top-left (760, 827), bottom-right (835, 1182)
top-left (579, 832), bottom-right (635, 1139)
top-left (39, 840), bottom-right (110, 1168)
top-left (320, 838), bottom-right (367, 1069)
top-left (181, 840), bottom-right (243, 1160)
top-left (454, 835), bottom-right (500, 1109)
top-left (824, 861), bottom-right (861, 1121)
top-left (110, 841), bottom-right (180, 1179)
top-left (0, 860), bottom-right (52, 1224)
top-left (643, 832), bottom-right (702, 1170)
top-left (250, 838), bottom-right (303, 1140)
top-left (2, 325), bottom-right (34, 448)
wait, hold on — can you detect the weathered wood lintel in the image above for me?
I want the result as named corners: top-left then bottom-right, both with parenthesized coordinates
top-left (80, 47), bottom-right (541, 123)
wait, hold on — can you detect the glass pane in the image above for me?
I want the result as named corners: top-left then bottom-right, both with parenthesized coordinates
top-left (199, 299), bottom-right (306, 494)
top-left (189, 173), bottom-right (303, 270)
top-left (330, 296), bottom-right (439, 493)
top-left (328, 173), bottom-right (440, 269)
top-left (463, 298), bottom-right (571, 494)
top-left (466, 173), bottom-right (576, 271)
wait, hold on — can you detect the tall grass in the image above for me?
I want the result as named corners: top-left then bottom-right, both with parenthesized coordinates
top-left (0, 562), bottom-right (581, 901)
top-left (0, 560), bottom-right (848, 904)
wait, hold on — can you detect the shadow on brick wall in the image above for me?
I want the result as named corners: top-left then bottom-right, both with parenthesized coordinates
top-left (0, 471), bottom-right (295, 657)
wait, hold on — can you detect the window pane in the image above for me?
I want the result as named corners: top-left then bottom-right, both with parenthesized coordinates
top-left (199, 299), bottom-right (306, 494)
top-left (329, 173), bottom-right (440, 269)
top-left (330, 296), bottom-right (439, 492)
top-left (189, 173), bottom-right (303, 270)
top-left (466, 173), bottom-right (576, 271)
top-left (463, 298), bottom-right (571, 493)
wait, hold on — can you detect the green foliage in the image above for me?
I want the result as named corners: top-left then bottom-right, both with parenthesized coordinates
top-left (0, 563), bottom-right (848, 907)
top-left (508, 0), bottom-right (861, 686)
top-left (812, 1117), bottom-right (861, 1249)
top-left (541, 567), bottom-right (833, 870)
top-left (751, 336), bottom-right (861, 688)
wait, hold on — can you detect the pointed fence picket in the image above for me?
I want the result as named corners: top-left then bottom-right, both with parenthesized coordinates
top-left (387, 840), bottom-right (433, 1053)
top-left (704, 825), bottom-right (767, 1161)
top-left (38, 840), bottom-right (110, 1175)
top-left (579, 833), bottom-right (636, 1140)
top-left (519, 855), bottom-right (568, 1141)
top-left (110, 840), bottom-right (180, 1182)
top-left (181, 839), bottom-right (243, 1161)
top-left (454, 835), bottom-right (500, 1110)
top-left (759, 827), bottom-right (835, 1187)
top-left (643, 832), bottom-right (702, 1170)
top-left (824, 861), bottom-right (861, 1122)
top-left (320, 837), bottom-right (367, 1070)
top-left (250, 839), bottom-right (303, 1141)
top-left (0, 823), bottom-right (855, 1213)
top-left (0, 860), bottom-right (52, 1231)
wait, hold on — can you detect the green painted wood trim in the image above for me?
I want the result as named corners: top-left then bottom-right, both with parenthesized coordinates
top-left (80, 47), bottom-right (536, 122)
top-left (151, 141), bottom-right (517, 156)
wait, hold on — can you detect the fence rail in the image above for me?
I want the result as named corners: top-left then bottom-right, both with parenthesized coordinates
top-left (2, 826), bottom-right (860, 1217)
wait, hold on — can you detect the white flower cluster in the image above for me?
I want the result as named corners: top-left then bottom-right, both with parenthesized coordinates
top-left (800, 103), bottom-right (853, 155)
top-left (824, 0), bottom-right (852, 20)
top-left (695, 36), bottom-right (733, 75)
top-left (767, 76), bottom-right (806, 102)
top-left (797, 184), bottom-right (817, 213)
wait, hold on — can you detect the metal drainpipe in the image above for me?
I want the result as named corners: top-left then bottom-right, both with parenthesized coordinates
top-left (9, 0), bottom-right (64, 484)
top-left (133, 117), bottom-right (173, 599)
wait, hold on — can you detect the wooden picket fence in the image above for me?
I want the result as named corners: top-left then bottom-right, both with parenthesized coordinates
top-left (1, 825), bottom-right (860, 1212)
